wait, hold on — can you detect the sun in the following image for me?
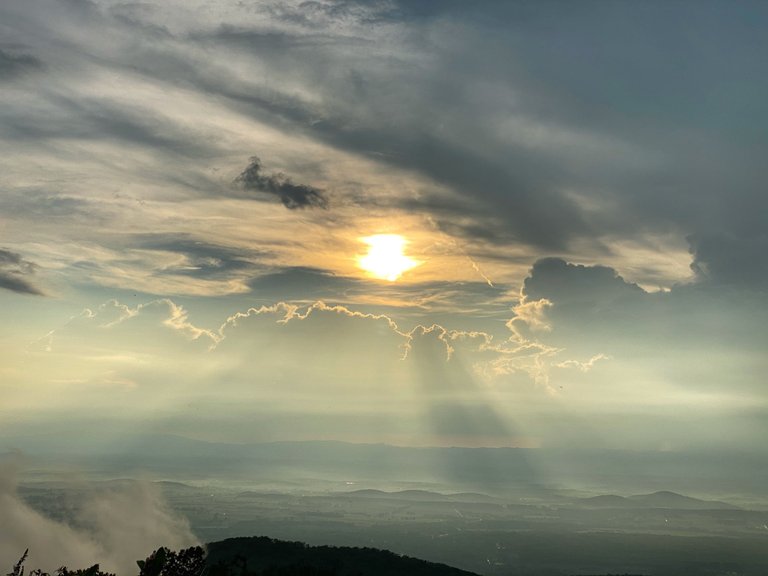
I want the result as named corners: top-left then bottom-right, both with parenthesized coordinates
top-left (357, 234), bottom-right (420, 281)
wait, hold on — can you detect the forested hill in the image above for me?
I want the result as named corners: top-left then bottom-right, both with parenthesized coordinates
top-left (205, 536), bottom-right (480, 576)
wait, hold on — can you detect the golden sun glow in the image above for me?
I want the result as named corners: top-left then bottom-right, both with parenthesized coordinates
top-left (358, 234), bottom-right (420, 281)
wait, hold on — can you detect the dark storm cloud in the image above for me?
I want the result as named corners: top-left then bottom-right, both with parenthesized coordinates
top-left (0, 249), bottom-right (43, 295)
top-left (0, 49), bottom-right (43, 79)
top-left (234, 156), bottom-right (328, 209)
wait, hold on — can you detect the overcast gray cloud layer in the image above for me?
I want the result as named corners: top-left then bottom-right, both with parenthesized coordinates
top-left (2, 0), bottom-right (767, 256)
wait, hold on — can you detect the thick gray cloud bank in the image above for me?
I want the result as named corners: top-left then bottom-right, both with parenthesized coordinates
top-left (206, 0), bottom-right (768, 251)
top-left (1, 0), bottom-right (766, 278)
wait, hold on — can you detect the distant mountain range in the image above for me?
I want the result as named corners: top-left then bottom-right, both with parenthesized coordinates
top-left (339, 488), bottom-right (499, 503)
top-left (6, 432), bottom-right (767, 501)
top-left (581, 490), bottom-right (739, 510)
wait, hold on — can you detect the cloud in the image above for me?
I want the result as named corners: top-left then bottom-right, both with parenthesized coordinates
top-left (53, 239), bottom-right (261, 298)
top-left (206, 1), bottom-right (768, 259)
top-left (522, 257), bottom-right (645, 306)
top-left (555, 353), bottom-right (610, 372)
top-left (0, 249), bottom-right (43, 295)
top-left (21, 299), bottom-right (218, 401)
top-left (234, 156), bottom-right (328, 209)
top-left (41, 299), bottom-right (219, 352)
top-left (689, 233), bottom-right (768, 288)
top-left (75, 480), bottom-right (199, 574)
top-left (0, 49), bottom-right (43, 80)
top-left (8, 290), bottom-right (768, 451)
top-left (0, 93), bottom-right (221, 160)
top-left (508, 296), bottom-right (553, 338)
top-left (0, 456), bottom-right (199, 575)
top-left (3, 0), bottom-right (765, 292)
top-left (132, 233), bottom-right (261, 280)
top-left (7, 296), bottom-right (550, 445)
top-left (508, 257), bottom-right (768, 406)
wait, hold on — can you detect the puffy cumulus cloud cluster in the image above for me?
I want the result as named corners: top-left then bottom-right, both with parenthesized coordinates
top-left (0, 457), bottom-right (198, 575)
top-left (5, 243), bottom-right (768, 452)
top-left (4, 296), bottom-right (561, 447)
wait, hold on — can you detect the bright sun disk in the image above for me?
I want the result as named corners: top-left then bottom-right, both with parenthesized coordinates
top-left (358, 234), bottom-right (420, 281)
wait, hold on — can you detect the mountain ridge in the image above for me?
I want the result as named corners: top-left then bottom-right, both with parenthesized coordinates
top-left (582, 490), bottom-right (738, 510)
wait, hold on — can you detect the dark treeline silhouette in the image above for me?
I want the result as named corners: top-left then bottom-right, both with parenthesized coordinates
top-left (8, 538), bottom-right (655, 576)
top-left (205, 536), bottom-right (479, 576)
top-left (6, 546), bottom-right (205, 576)
top-left (7, 537), bottom-right (480, 576)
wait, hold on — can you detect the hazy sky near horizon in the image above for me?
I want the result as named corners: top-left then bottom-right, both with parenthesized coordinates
top-left (2, 0), bottom-right (768, 452)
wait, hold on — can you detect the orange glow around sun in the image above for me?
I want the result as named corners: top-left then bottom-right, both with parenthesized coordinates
top-left (358, 234), bottom-right (420, 281)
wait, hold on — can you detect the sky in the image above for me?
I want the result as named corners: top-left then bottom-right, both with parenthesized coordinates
top-left (1, 0), bottom-right (768, 454)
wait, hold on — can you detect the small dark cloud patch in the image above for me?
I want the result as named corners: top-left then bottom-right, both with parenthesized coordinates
top-left (0, 249), bottom-right (44, 295)
top-left (0, 49), bottom-right (43, 80)
top-left (234, 156), bottom-right (328, 210)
